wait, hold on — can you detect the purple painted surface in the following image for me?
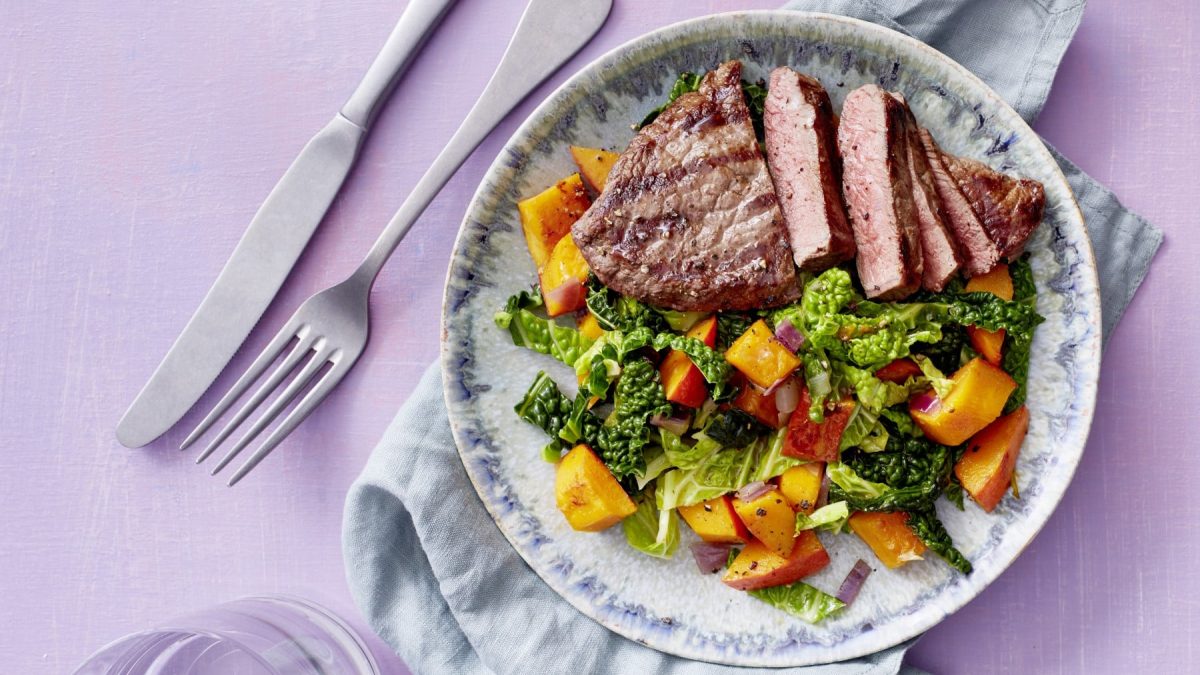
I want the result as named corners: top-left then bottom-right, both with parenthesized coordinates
top-left (0, 1), bottom-right (1195, 673)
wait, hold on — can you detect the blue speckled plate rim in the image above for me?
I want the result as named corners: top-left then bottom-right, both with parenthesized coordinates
top-left (439, 10), bottom-right (1100, 667)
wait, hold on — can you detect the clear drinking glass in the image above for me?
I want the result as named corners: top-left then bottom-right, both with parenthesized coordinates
top-left (74, 595), bottom-right (388, 675)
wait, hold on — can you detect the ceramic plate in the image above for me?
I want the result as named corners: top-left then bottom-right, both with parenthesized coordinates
top-left (440, 11), bottom-right (1099, 667)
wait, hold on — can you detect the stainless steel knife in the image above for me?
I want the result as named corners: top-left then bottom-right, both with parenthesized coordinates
top-left (117, 0), bottom-right (459, 448)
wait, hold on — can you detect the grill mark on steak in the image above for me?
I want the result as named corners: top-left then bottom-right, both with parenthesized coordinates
top-left (572, 60), bottom-right (799, 311)
top-left (942, 153), bottom-right (1045, 260)
top-left (918, 128), bottom-right (1003, 276)
top-left (837, 84), bottom-right (923, 300)
top-left (890, 93), bottom-right (963, 292)
top-left (764, 67), bottom-right (856, 271)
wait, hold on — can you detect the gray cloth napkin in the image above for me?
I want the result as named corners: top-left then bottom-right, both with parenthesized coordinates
top-left (343, 2), bottom-right (1162, 673)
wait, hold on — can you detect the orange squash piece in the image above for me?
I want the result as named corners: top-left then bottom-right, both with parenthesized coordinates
top-left (874, 358), bottom-right (922, 384)
top-left (732, 372), bottom-right (782, 428)
top-left (555, 445), bottom-right (636, 532)
top-left (518, 173), bottom-right (591, 268)
top-left (955, 407), bottom-right (1030, 512)
top-left (576, 312), bottom-right (605, 340)
top-left (724, 320), bottom-right (802, 389)
top-left (678, 495), bottom-right (750, 544)
top-left (965, 263), bottom-right (1013, 366)
top-left (848, 511), bottom-right (926, 569)
top-left (779, 463), bottom-right (825, 514)
top-left (782, 388), bottom-right (854, 462)
top-left (569, 146), bottom-right (620, 193)
top-left (722, 531), bottom-right (830, 591)
top-left (539, 235), bottom-right (590, 316)
top-left (732, 488), bottom-right (796, 556)
top-left (659, 316), bottom-right (718, 409)
top-left (909, 357), bottom-right (1016, 446)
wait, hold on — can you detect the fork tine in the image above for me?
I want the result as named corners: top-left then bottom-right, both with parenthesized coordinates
top-left (193, 333), bottom-right (316, 464)
top-left (226, 358), bottom-right (354, 486)
top-left (180, 322), bottom-right (309, 451)
top-left (209, 344), bottom-right (331, 476)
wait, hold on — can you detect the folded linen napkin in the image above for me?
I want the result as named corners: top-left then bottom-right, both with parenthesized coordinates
top-left (343, 2), bottom-right (1162, 673)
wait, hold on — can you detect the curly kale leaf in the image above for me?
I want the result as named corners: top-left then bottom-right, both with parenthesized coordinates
top-left (703, 409), bottom-right (771, 448)
top-left (596, 359), bottom-right (672, 479)
top-left (829, 439), bottom-right (954, 513)
top-left (496, 290), bottom-right (594, 367)
top-left (907, 508), bottom-right (973, 574)
top-left (717, 313), bottom-right (755, 351)
top-left (911, 323), bottom-right (970, 374)
top-left (585, 277), bottom-right (667, 333)
top-left (514, 372), bottom-right (574, 450)
top-left (742, 79), bottom-right (769, 141)
top-left (1002, 255), bottom-right (1039, 412)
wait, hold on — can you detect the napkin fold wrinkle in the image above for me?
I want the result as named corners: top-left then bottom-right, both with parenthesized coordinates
top-left (345, 1), bottom-right (1162, 672)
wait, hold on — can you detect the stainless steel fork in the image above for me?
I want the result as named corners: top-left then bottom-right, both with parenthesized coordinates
top-left (180, 0), bottom-right (612, 485)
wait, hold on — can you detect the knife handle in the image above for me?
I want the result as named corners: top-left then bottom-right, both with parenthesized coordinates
top-left (340, 0), bottom-right (460, 129)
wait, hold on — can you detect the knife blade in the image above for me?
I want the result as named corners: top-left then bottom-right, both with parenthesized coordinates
top-left (117, 0), bottom-right (458, 448)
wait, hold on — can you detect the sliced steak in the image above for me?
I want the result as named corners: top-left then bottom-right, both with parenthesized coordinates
top-left (763, 67), bottom-right (856, 271)
top-left (571, 60), bottom-right (799, 311)
top-left (836, 84), bottom-right (923, 300)
top-left (918, 129), bottom-right (1003, 275)
top-left (942, 153), bottom-right (1045, 260)
top-left (890, 94), bottom-right (962, 292)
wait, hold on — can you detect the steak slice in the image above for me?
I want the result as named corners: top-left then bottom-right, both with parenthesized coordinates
top-left (837, 84), bottom-right (923, 300)
top-left (918, 129), bottom-right (1003, 276)
top-left (942, 153), bottom-right (1045, 260)
top-left (763, 67), bottom-right (856, 271)
top-left (571, 60), bottom-right (799, 311)
top-left (891, 94), bottom-right (962, 292)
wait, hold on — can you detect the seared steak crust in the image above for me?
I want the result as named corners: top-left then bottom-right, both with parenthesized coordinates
top-left (764, 68), bottom-right (856, 271)
top-left (837, 85), bottom-right (923, 300)
top-left (572, 60), bottom-right (799, 311)
top-left (942, 153), bottom-right (1045, 260)
top-left (891, 94), bottom-right (962, 292)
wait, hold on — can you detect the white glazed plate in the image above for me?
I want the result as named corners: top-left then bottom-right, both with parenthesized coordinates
top-left (441, 11), bottom-right (1100, 667)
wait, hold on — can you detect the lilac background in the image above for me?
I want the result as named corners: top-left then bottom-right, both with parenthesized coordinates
top-left (1, 1), bottom-right (1195, 673)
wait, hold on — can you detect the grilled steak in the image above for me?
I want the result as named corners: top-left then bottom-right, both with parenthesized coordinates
top-left (917, 129), bottom-right (1001, 276)
top-left (572, 60), bottom-right (799, 311)
top-left (891, 94), bottom-right (962, 292)
top-left (942, 153), bottom-right (1045, 260)
top-left (763, 67), bottom-right (856, 271)
top-left (837, 85), bottom-right (923, 300)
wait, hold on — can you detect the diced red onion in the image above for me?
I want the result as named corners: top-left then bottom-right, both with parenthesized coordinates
top-left (836, 559), bottom-right (873, 605)
top-left (910, 390), bottom-right (941, 414)
top-left (815, 470), bottom-right (831, 509)
top-left (774, 318), bottom-right (805, 351)
top-left (544, 280), bottom-right (585, 311)
top-left (736, 480), bottom-right (772, 502)
top-left (690, 542), bottom-right (733, 574)
top-left (650, 412), bottom-right (692, 436)
top-left (774, 378), bottom-right (801, 415)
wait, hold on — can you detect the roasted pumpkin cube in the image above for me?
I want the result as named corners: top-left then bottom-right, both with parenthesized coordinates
top-left (965, 263), bottom-right (1014, 300)
top-left (678, 495), bottom-right (750, 544)
top-left (782, 388), bottom-right (854, 462)
top-left (518, 173), bottom-right (591, 268)
top-left (539, 235), bottom-right (590, 317)
top-left (722, 531), bottom-right (830, 591)
top-left (555, 444), bottom-right (636, 532)
top-left (968, 326), bottom-right (1006, 365)
top-left (956, 407), bottom-right (1030, 512)
top-left (848, 511), bottom-right (926, 569)
top-left (732, 488), bottom-right (796, 556)
top-left (732, 372), bottom-right (782, 428)
top-left (576, 312), bottom-right (604, 340)
top-left (724, 320), bottom-right (801, 389)
top-left (658, 315), bottom-right (718, 408)
top-left (779, 463), bottom-right (825, 514)
top-left (569, 146), bottom-right (620, 193)
top-left (909, 358), bottom-right (1016, 446)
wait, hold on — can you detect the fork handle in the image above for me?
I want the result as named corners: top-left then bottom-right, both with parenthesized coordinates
top-left (340, 0), bottom-right (460, 129)
top-left (351, 0), bottom-right (610, 286)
